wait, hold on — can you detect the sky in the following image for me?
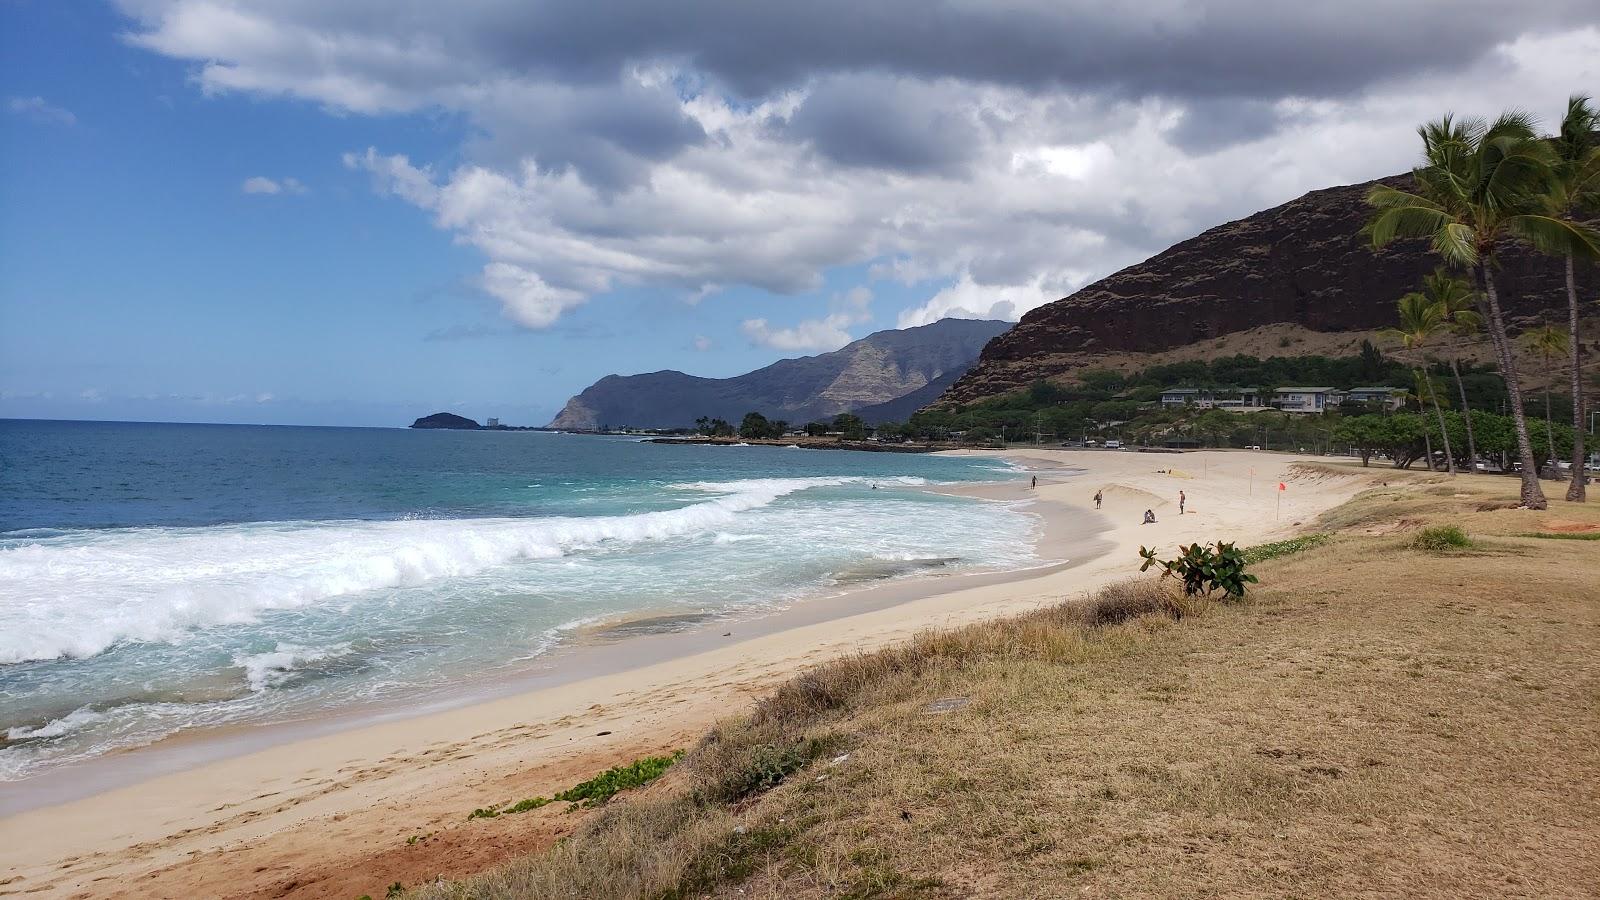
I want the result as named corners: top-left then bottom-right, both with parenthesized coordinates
top-left (2, 2), bottom-right (1598, 427)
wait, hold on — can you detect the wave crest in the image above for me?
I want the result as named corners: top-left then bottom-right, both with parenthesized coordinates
top-left (0, 477), bottom-right (843, 664)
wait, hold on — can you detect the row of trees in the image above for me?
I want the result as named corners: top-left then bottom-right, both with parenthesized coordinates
top-left (1334, 411), bottom-right (1575, 472)
top-left (1366, 95), bottom-right (1600, 507)
top-left (693, 412), bottom-right (868, 441)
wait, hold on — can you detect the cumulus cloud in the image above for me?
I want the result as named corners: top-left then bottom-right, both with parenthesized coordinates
top-left (116, 2), bottom-right (1600, 331)
top-left (241, 175), bottom-right (307, 195)
top-left (692, 335), bottom-right (713, 351)
top-left (8, 96), bottom-right (77, 126)
top-left (741, 286), bottom-right (872, 352)
top-left (897, 274), bottom-right (1065, 329)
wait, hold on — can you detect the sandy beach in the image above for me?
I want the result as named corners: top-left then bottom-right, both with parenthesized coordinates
top-left (0, 449), bottom-right (1375, 899)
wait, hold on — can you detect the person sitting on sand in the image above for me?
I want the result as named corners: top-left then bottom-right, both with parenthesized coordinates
top-left (1142, 509), bottom-right (1156, 524)
top-left (1094, 490), bottom-right (1102, 509)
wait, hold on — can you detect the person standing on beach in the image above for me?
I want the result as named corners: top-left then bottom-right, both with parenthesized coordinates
top-left (1031, 475), bottom-right (1037, 489)
top-left (1178, 490), bottom-right (1186, 515)
top-left (1094, 490), bottom-right (1102, 509)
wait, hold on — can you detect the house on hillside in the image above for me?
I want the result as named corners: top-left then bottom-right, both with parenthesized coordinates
top-left (1159, 387), bottom-right (1267, 411)
top-left (1273, 387), bottom-right (1342, 413)
top-left (1342, 387), bottom-right (1406, 411)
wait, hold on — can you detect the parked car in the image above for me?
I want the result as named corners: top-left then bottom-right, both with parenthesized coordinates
top-left (1104, 440), bottom-right (1123, 450)
top-left (1245, 444), bottom-right (1262, 450)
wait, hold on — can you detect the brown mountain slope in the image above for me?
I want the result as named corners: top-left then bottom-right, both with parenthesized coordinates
top-left (941, 174), bottom-right (1597, 404)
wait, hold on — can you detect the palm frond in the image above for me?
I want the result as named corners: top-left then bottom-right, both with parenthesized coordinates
top-left (1556, 94), bottom-right (1599, 162)
top-left (1507, 214), bottom-right (1600, 261)
top-left (1368, 205), bottom-right (1454, 253)
top-left (1484, 109), bottom-right (1540, 143)
top-left (1365, 184), bottom-right (1441, 210)
top-left (1431, 222), bottom-right (1478, 266)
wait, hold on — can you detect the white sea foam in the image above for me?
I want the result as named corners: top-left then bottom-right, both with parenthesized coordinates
top-left (712, 532), bottom-right (764, 544)
top-left (6, 706), bottom-right (106, 741)
top-left (234, 643), bottom-right (353, 692)
top-left (0, 477), bottom-right (846, 664)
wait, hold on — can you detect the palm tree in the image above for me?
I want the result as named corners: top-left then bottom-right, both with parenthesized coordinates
top-left (1551, 95), bottom-right (1600, 500)
top-left (1419, 268), bottom-right (1483, 470)
top-left (1367, 111), bottom-right (1600, 508)
top-left (1523, 323), bottom-right (1571, 479)
top-left (1411, 371), bottom-right (1452, 471)
top-left (1388, 290), bottom-right (1455, 473)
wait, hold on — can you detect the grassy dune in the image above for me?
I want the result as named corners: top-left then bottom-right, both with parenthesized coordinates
top-left (417, 470), bottom-right (1599, 899)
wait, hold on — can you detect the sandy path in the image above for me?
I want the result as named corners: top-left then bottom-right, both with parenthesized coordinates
top-left (0, 449), bottom-right (1374, 899)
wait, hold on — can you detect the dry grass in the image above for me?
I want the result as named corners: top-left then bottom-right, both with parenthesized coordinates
top-left (417, 474), bottom-right (1600, 900)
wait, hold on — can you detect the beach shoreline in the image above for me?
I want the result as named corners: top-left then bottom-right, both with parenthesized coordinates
top-left (0, 449), bottom-right (1373, 899)
top-left (0, 468), bottom-right (1080, 818)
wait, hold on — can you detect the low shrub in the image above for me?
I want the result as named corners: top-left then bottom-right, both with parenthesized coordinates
top-left (1242, 533), bottom-right (1331, 563)
top-left (1410, 525), bottom-right (1473, 552)
top-left (1138, 541), bottom-right (1257, 599)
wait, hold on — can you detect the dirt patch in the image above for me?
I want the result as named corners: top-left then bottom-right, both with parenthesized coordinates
top-left (1539, 519), bottom-right (1600, 534)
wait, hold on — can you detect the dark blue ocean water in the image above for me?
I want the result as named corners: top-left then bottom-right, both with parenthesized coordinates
top-left (0, 420), bottom-right (1032, 779)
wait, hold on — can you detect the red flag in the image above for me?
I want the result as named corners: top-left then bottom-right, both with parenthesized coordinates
top-left (1277, 482), bottom-right (1286, 491)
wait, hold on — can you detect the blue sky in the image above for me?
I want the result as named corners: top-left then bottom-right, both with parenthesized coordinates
top-left (3, 2), bottom-right (1595, 426)
top-left (0, 3), bottom-right (964, 426)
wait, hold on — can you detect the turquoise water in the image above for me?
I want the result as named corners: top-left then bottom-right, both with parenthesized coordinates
top-left (0, 420), bottom-right (1034, 779)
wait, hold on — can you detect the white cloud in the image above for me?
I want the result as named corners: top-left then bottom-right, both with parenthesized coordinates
top-left (241, 175), bottom-right (308, 195)
top-left (78, 388), bottom-right (104, 402)
top-left (897, 273), bottom-right (1066, 328)
top-left (116, 3), bottom-right (1600, 331)
top-left (691, 335), bottom-right (713, 351)
top-left (741, 286), bottom-right (873, 351)
top-left (8, 96), bottom-right (76, 126)
top-left (740, 316), bottom-right (857, 352)
top-left (480, 262), bottom-right (588, 328)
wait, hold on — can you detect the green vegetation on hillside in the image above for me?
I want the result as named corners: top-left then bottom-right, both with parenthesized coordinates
top-left (902, 347), bottom-right (1542, 451)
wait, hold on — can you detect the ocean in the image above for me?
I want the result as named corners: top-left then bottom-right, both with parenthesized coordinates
top-left (0, 420), bottom-right (1037, 781)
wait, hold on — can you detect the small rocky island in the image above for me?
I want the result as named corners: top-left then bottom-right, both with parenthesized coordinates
top-left (410, 412), bottom-right (482, 430)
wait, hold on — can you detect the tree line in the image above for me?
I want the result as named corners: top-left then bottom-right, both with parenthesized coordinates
top-left (1365, 94), bottom-right (1599, 507)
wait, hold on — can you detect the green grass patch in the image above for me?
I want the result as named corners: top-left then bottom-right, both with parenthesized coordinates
top-left (554, 751), bottom-right (685, 807)
top-left (1242, 533), bottom-right (1332, 564)
top-left (1514, 531), bottom-right (1600, 541)
top-left (1410, 525), bottom-right (1474, 552)
top-left (467, 750), bottom-right (684, 820)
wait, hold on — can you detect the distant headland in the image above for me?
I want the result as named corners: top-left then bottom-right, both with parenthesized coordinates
top-left (408, 412), bottom-right (553, 431)
top-left (409, 412), bottom-right (482, 429)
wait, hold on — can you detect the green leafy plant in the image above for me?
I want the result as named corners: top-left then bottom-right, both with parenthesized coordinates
top-left (552, 751), bottom-right (684, 807)
top-left (468, 751), bottom-right (685, 819)
top-left (1138, 541), bottom-right (1257, 599)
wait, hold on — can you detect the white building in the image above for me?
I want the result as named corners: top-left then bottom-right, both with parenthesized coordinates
top-left (1159, 387), bottom-right (1267, 412)
top-left (1342, 387), bottom-right (1406, 411)
top-left (1273, 387), bottom-right (1341, 414)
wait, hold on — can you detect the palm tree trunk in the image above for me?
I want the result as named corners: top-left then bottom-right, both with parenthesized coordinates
top-left (1421, 368), bottom-right (1456, 474)
top-left (1544, 380), bottom-right (1555, 480)
top-left (1450, 357), bottom-right (1477, 472)
top-left (1567, 254), bottom-right (1587, 502)
top-left (1423, 431), bottom-right (1435, 471)
top-left (1475, 264), bottom-right (1547, 508)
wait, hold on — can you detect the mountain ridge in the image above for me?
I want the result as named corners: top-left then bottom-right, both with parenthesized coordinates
top-left (548, 318), bottom-right (1009, 429)
top-left (940, 173), bottom-right (1597, 406)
